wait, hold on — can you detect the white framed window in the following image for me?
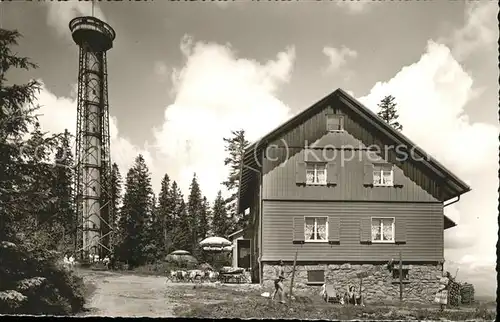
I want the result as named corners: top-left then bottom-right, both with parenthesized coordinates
top-left (305, 217), bottom-right (328, 242)
top-left (306, 163), bottom-right (327, 185)
top-left (327, 114), bottom-right (344, 132)
top-left (373, 164), bottom-right (394, 186)
top-left (371, 217), bottom-right (395, 243)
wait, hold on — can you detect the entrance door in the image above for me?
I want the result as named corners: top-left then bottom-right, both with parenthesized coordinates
top-left (237, 239), bottom-right (251, 269)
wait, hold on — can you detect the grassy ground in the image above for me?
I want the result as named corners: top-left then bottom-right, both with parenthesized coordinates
top-left (76, 268), bottom-right (496, 320)
top-left (173, 284), bottom-right (497, 321)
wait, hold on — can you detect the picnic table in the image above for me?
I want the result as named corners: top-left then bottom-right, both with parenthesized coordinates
top-left (218, 267), bottom-right (249, 284)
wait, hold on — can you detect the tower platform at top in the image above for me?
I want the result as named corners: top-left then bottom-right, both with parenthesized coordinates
top-left (69, 16), bottom-right (116, 52)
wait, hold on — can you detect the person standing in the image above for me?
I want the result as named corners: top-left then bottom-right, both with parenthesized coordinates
top-left (435, 271), bottom-right (450, 311)
top-left (271, 260), bottom-right (286, 304)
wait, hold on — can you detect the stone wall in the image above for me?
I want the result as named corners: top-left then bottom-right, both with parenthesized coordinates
top-left (262, 263), bottom-right (442, 304)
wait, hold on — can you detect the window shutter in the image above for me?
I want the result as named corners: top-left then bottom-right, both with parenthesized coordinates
top-left (328, 217), bottom-right (340, 244)
top-left (359, 217), bottom-right (371, 244)
top-left (393, 167), bottom-right (404, 188)
top-left (296, 162), bottom-right (306, 185)
top-left (326, 162), bottom-right (338, 186)
top-left (293, 217), bottom-right (305, 244)
top-left (395, 218), bottom-right (407, 244)
top-left (363, 164), bottom-right (374, 187)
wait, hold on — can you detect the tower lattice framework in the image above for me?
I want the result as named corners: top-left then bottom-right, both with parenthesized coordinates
top-left (70, 16), bottom-right (116, 260)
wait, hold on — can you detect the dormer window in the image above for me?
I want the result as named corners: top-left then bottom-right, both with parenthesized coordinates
top-left (327, 114), bottom-right (344, 132)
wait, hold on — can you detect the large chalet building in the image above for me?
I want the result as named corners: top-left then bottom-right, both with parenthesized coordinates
top-left (235, 88), bottom-right (470, 303)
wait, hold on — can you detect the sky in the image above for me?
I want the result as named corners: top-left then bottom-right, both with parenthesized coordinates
top-left (1, 0), bottom-right (498, 297)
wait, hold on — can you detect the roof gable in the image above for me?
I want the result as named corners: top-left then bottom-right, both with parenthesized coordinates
top-left (239, 88), bottom-right (470, 211)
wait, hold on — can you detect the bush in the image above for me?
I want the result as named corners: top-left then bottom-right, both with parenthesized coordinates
top-left (0, 240), bottom-right (86, 315)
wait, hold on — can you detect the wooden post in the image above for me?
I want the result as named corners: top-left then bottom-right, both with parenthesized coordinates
top-left (399, 250), bottom-right (403, 302)
top-left (289, 249), bottom-right (298, 300)
top-left (356, 271), bottom-right (368, 305)
top-left (359, 276), bottom-right (363, 306)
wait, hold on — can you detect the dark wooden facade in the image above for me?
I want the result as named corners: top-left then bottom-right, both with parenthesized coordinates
top-left (262, 200), bottom-right (444, 262)
top-left (237, 89), bottom-right (470, 282)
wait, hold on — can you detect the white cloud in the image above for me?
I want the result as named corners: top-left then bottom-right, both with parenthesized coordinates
top-left (322, 45), bottom-right (358, 72)
top-left (443, 1), bottom-right (498, 61)
top-left (357, 40), bottom-right (498, 296)
top-left (34, 81), bottom-right (153, 185)
top-left (152, 36), bottom-right (295, 199)
top-left (335, 0), bottom-right (371, 14)
top-left (44, 1), bottom-right (107, 40)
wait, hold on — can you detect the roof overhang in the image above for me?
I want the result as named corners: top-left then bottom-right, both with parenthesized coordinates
top-left (227, 229), bottom-right (244, 239)
top-left (444, 215), bottom-right (457, 230)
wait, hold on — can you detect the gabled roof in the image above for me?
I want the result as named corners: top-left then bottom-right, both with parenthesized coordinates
top-left (238, 88), bottom-right (471, 214)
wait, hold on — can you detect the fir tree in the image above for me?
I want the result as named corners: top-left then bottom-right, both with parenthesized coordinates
top-left (377, 95), bottom-right (403, 131)
top-left (198, 196), bottom-right (210, 240)
top-left (157, 174), bottom-right (176, 256)
top-left (222, 130), bottom-right (249, 232)
top-left (169, 181), bottom-right (186, 252)
top-left (211, 190), bottom-right (231, 237)
top-left (187, 173), bottom-right (203, 254)
top-left (110, 163), bottom-right (122, 246)
top-left (0, 28), bottom-right (87, 315)
top-left (116, 155), bottom-right (154, 267)
top-left (173, 196), bottom-right (190, 252)
top-left (21, 122), bottom-right (60, 249)
top-left (197, 196), bottom-right (211, 263)
top-left (144, 192), bottom-right (161, 262)
top-left (52, 129), bottom-right (75, 252)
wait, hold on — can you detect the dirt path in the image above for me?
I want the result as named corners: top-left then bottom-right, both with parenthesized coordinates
top-left (79, 270), bottom-right (178, 317)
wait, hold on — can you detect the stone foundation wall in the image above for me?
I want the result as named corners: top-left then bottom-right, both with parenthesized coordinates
top-left (262, 263), bottom-right (442, 304)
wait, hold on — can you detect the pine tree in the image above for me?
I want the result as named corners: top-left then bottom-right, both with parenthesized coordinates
top-left (173, 196), bottom-right (190, 252)
top-left (21, 122), bottom-right (60, 249)
top-left (211, 190), bottom-right (231, 237)
top-left (144, 192), bottom-right (161, 263)
top-left (110, 163), bottom-right (122, 247)
top-left (0, 28), bottom-right (87, 315)
top-left (116, 155), bottom-right (154, 267)
top-left (377, 95), bottom-right (403, 131)
top-left (157, 174), bottom-right (176, 256)
top-left (197, 196), bottom-right (211, 263)
top-left (198, 196), bottom-right (210, 240)
top-left (52, 129), bottom-right (75, 252)
top-left (187, 173), bottom-right (203, 254)
top-left (168, 181), bottom-right (186, 252)
top-left (222, 130), bottom-right (249, 233)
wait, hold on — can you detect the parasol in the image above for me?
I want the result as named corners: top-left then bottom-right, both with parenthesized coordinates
top-left (171, 250), bottom-right (190, 255)
top-left (199, 236), bottom-right (232, 247)
top-left (199, 236), bottom-right (233, 269)
top-left (165, 250), bottom-right (198, 267)
top-left (202, 245), bottom-right (233, 252)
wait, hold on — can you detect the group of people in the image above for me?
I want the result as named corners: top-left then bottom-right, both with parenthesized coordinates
top-left (88, 253), bottom-right (112, 269)
top-left (270, 259), bottom-right (454, 311)
top-left (62, 255), bottom-right (76, 269)
top-left (271, 260), bottom-right (361, 305)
